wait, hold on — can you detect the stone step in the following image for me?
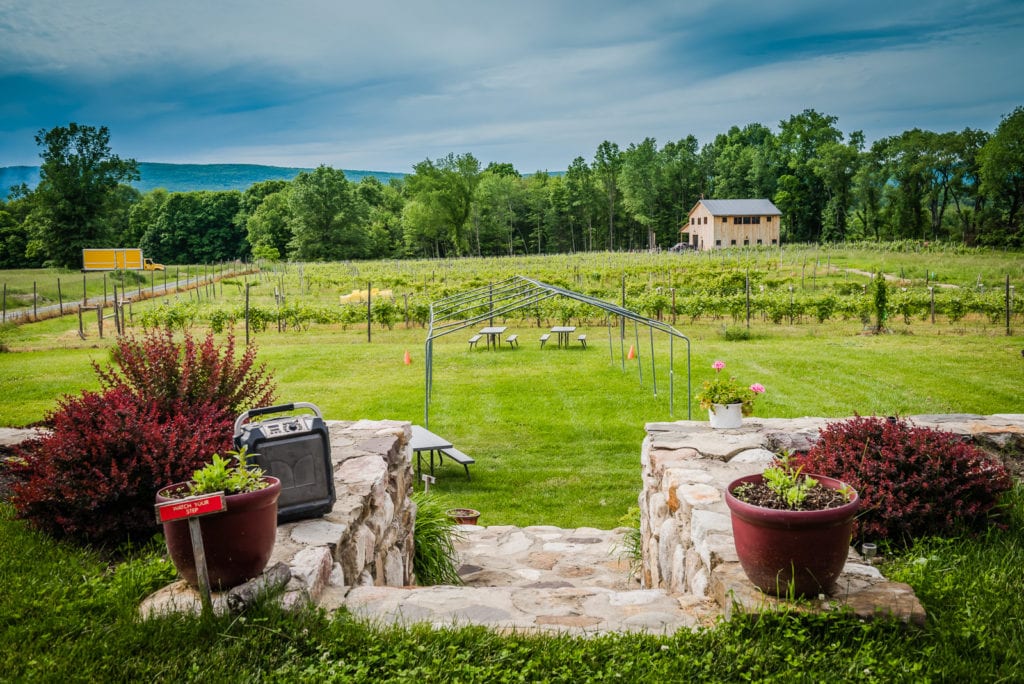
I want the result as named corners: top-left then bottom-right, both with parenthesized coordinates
top-left (322, 584), bottom-right (718, 636)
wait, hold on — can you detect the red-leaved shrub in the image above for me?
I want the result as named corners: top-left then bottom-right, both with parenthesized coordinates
top-left (9, 329), bottom-right (276, 547)
top-left (793, 415), bottom-right (1012, 546)
top-left (95, 328), bottom-right (275, 415)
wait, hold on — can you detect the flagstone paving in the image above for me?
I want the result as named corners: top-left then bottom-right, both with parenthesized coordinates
top-left (322, 523), bottom-right (721, 635)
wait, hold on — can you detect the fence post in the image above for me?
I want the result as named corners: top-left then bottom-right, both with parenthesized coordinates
top-left (745, 270), bottom-right (751, 329)
top-left (1007, 274), bottom-right (1012, 336)
top-left (367, 280), bottom-right (372, 343)
top-left (245, 282), bottom-right (251, 346)
top-left (57, 278), bottom-right (64, 315)
top-left (33, 281), bottom-right (37, 320)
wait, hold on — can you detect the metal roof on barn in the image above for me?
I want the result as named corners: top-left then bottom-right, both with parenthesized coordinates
top-left (690, 199), bottom-right (781, 216)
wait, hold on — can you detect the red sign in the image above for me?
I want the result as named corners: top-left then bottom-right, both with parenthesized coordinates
top-left (155, 492), bottom-right (227, 524)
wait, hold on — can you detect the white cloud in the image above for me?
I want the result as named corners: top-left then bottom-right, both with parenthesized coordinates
top-left (1, 0), bottom-right (1021, 169)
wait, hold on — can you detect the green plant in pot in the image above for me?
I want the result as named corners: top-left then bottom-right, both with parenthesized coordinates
top-left (724, 453), bottom-right (859, 598)
top-left (156, 447), bottom-right (281, 591)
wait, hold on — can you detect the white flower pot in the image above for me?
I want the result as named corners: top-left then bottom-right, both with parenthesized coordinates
top-left (709, 402), bottom-right (743, 429)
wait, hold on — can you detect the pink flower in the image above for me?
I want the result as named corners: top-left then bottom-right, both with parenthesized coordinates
top-left (750, 383), bottom-right (766, 394)
top-left (712, 360), bottom-right (725, 371)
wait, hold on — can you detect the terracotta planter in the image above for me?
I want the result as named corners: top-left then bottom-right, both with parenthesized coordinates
top-left (709, 402), bottom-right (743, 429)
top-left (156, 477), bottom-right (281, 590)
top-left (725, 473), bottom-right (859, 597)
top-left (446, 508), bottom-right (481, 525)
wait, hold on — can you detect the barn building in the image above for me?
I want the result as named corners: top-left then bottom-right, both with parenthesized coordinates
top-left (681, 199), bottom-right (782, 251)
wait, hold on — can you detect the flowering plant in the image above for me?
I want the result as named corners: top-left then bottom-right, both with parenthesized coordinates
top-left (695, 360), bottom-right (766, 416)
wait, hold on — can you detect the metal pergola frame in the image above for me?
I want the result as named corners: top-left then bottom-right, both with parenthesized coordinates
top-left (423, 276), bottom-right (691, 427)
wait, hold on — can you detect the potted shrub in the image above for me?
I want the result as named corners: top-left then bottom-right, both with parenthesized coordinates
top-left (696, 360), bottom-right (766, 428)
top-left (156, 447), bottom-right (281, 590)
top-left (446, 508), bottom-right (481, 525)
top-left (725, 454), bottom-right (859, 597)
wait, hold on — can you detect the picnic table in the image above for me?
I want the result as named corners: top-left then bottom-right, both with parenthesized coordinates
top-left (550, 326), bottom-right (576, 348)
top-left (410, 425), bottom-right (452, 478)
top-left (409, 425), bottom-right (475, 481)
top-left (478, 326), bottom-right (507, 349)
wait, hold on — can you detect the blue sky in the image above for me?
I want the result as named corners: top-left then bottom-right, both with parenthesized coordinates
top-left (1, 0), bottom-right (1022, 173)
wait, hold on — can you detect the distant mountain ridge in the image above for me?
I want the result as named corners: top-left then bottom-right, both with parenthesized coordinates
top-left (1, 162), bottom-right (406, 195)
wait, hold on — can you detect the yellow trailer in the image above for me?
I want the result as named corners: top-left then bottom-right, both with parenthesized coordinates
top-left (82, 248), bottom-right (164, 271)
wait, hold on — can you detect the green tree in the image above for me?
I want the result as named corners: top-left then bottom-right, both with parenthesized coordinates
top-left (979, 106), bottom-right (1024, 245)
top-left (564, 156), bottom-right (601, 251)
top-left (774, 110), bottom-right (843, 243)
top-left (593, 141), bottom-right (622, 250)
top-left (404, 153), bottom-right (481, 256)
top-left (127, 188), bottom-right (169, 249)
top-left (944, 128), bottom-right (989, 244)
top-left (704, 123), bottom-right (778, 199)
top-left (655, 137), bottom-right (703, 248)
top-left (288, 165), bottom-right (368, 260)
top-left (246, 191), bottom-right (292, 260)
top-left (811, 137), bottom-right (860, 242)
top-left (361, 177), bottom-right (406, 258)
top-left (876, 129), bottom-right (934, 239)
top-left (620, 138), bottom-right (661, 250)
top-left (142, 191), bottom-right (243, 263)
top-left (0, 189), bottom-right (41, 267)
top-left (851, 145), bottom-right (886, 241)
top-left (31, 123), bottom-right (139, 268)
top-left (473, 171), bottom-right (526, 255)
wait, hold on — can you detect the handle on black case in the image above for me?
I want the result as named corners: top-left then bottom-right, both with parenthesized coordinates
top-left (234, 401), bottom-right (322, 435)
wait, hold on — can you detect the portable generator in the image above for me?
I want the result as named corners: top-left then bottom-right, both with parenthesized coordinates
top-left (233, 402), bottom-right (335, 523)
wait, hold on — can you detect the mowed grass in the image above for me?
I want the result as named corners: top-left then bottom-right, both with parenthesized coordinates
top-left (2, 315), bottom-right (1022, 529)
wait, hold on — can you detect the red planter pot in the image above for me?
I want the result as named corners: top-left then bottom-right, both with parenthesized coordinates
top-left (446, 508), bottom-right (481, 525)
top-left (156, 477), bottom-right (281, 590)
top-left (725, 473), bottom-right (859, 598)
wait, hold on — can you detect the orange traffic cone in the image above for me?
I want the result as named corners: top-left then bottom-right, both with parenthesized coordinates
top-left (403, 350), bottom-right (412, 365)
top-left (627, 345), bottom-right (636, 360)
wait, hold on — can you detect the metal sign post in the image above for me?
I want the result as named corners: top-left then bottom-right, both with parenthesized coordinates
top-left (155, 492), bottom-right (227, 616)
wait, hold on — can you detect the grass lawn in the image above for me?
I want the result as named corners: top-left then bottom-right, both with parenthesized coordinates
top-left (2, 248), bottom-right (1024, 680)
top-left (2, 487), bottom-right (1022, 680)
top-left (2, 315), bottom-right (1021, 529)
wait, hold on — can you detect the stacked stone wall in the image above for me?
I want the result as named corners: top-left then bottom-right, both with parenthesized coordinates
top-left (640, 415), bottom-right (1024, 608)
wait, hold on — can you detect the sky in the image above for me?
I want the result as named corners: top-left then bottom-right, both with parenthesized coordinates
top-left (1, 0), bottom-right (1022, 174)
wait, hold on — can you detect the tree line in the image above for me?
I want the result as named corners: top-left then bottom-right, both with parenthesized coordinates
top-left (2, 107), bottom-right (1022, 269)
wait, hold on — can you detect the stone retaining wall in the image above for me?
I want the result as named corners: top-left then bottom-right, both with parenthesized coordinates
top-left (271, 419), bottom-right (417, 592)
top-left (640, 414), bottom-right (1023, 619)
top-left (141, 419), bottom-right (417, 616)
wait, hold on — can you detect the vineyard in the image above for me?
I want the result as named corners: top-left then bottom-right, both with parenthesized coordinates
top-left (99, 244), bottom-right (1023, 336)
